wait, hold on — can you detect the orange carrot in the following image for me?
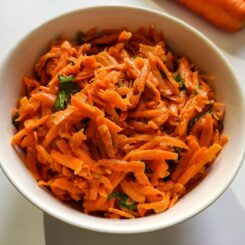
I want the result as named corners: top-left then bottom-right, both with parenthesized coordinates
top-left (97, 125), bottom-right (115, 158)
top-left (199, 114), bottom-right (213, 147)
top-left (108, 208), bottom-right (134, 219)
top-left (124, 150), bottom-right (178, 161)
top-left (177, 0), bottom-right (245, 32)
top-left (51, 150), bottom-right (84, 174)
top-left (11, 26), bottom-right (228, 219)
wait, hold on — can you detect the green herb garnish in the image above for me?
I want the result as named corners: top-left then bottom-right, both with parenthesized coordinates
top-left (59, 85), bottom-right (80, 96)
top-left (58, 74), bottom-right (75, 83)
top-left (175, 73), bottom-right (186, 91)
top-left (108, 192), bottom-right (136, 211)
top-left (12, 112), bottom-right (20, 129)
top-left (173, 147), bottom-right (183, 160)
top-left (188, 105), bottom-right (213, 133)
top-left (108, 192), bottom-right (122, 200)
top-left (54, 91), bottom-right (69, 111)
top-left (70, 60), bottom-right (75, 65)
top-left (54, 75), bottom-right (80, 111)
top-left (174, 147), bottom-right (182, 154)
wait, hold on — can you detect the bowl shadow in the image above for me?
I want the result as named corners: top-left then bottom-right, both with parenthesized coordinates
top-left (44, 188), bottom-right (245, 245)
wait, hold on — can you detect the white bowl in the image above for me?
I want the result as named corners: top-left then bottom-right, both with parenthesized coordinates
top-left (0, 6), bottom-right (245, 234)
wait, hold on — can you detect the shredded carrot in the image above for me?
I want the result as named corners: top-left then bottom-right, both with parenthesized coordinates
top-left (11, 26), bottom-right (228, 219)
top-left (108, 208), bottom-right (134, 219)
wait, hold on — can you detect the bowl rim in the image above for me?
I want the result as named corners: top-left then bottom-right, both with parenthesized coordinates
top-left (1, 5), bottom-right (245, 234)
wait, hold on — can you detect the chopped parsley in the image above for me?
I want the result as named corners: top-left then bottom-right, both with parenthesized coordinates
top-left (54, 75), bottom-right (80, 111)
top-left (58, 75), bottom-right (79, 94)
top-left (54, 91), bottom-right (69, 111)
top-left (58, 74), bottom-right (75, 83)
top-left (175, 73), bottom-right (186, 91)
top-left (69, 60), bottom-right (75, 65)
top-left (187, 105), bottom-right (213, 133)
top-left (108, 192), bottom-right (136, 211)
top-left (173, 146), bottom-right (182, 154)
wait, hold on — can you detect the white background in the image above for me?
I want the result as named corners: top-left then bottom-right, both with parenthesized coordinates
top-left (0, 0), bottom-right (245, 244)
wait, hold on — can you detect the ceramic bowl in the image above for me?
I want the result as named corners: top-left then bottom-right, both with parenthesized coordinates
top-left (0, 6), bottom-right (244, 233)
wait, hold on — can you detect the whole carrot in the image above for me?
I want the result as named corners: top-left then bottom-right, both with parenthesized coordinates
top-left (177, 0), bottom-right (245, 32)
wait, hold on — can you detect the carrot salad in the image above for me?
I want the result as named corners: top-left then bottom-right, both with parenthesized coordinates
top-left (11, 26), bottom-right (228, 219)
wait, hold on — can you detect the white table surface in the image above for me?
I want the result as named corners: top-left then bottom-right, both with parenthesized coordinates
top-left (0, 1), bottom-right (245, 245)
